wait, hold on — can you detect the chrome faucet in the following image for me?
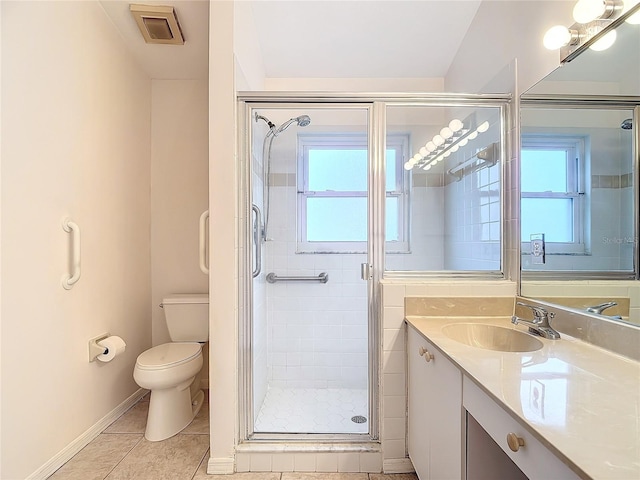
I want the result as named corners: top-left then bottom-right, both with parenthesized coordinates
top-left (586, 301), bottom-right (617, 315)
top-left (512, 302), bottom-right (561, 340)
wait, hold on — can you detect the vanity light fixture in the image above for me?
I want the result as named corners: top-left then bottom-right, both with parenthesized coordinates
top-left (543, 0), bottom-right (639, 62)
top-left (572, 0), bottom-right (623, 24)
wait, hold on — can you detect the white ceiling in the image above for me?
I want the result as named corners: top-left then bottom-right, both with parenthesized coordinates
top-left (248, 1), bottom-right (482, 79)
top-left (100, 0), bottom-right (481, 81)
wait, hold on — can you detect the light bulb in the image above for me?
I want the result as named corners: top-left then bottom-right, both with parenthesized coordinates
top-left (436, 156), bottom-right (445, 163)
top-left (623, 0), bottom-right (640, 23)
top-left (440, 127), bottom-right (453, 139)
top-left (433, 135), bottom-right (445, 146)
top-left (404, 161), bottom-right (413, 170)
top-left (408, 156), bottom-right (418, 166)
top-left (468, 130), bottom-right (479, 140)
top-left (543, 25), bottom-right (573, 50)
top-left (477, 121), bottom-right (490, 133)
top-left (426, 141), bottom-right (436, 152)
top-left (458, 138), bottom-right (469, 147)
top-left (443, 150), bottom-right (451, 157)
top-left (573, 0), bottom-right (606, 23)
top-left (590, 29), bottom-right (617, 51)
top-left (412, 154), bottom-right (423, 163)
top-left (423, 164), bottom-right (432, 171)
top-left (450, 144), bottom-right (459, 153)
top-left (419, 147), bottom-right (428, 157)
top-left (449, 119), bottom-right (464, 132)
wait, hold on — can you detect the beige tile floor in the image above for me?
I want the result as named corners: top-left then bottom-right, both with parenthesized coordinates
top-left (48, 392), bottom-right (417, 480)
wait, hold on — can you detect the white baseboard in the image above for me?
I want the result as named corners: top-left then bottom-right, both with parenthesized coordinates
top-left (207, 456), bottom-right (235, 474)
top-left (383, 457), bottom-right (415, 474)
top-left (26, 388), bottom-right (147, 480)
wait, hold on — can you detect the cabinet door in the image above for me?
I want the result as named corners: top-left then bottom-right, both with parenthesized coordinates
top-left (428, 336), bottom-right (463, 480)
top-left (407, 326), bottom-right (463, 480)
top-left (408, 327), bottom-right (431, 479)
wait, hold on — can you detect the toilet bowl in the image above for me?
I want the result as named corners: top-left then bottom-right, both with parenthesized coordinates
top-left (133, 293), bottom-right (209, 442)
top-left (134, 342), bottom-right (205, 441)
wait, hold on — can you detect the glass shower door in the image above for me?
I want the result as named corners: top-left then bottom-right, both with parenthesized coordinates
top-left (249, 105), bottom-right (373, 436)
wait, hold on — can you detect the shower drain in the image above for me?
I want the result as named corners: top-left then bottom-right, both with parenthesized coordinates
top-left (351, 415), bottom-right (367, 424)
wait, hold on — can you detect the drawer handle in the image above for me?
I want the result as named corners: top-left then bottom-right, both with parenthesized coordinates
top-left (418, 346), bottom-right (434, 362)
top-left (507, 432), bottom-right (525, 452)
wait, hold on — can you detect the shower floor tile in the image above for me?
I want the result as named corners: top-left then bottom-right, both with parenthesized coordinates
top-left (254, 387), bottom-right (368, 434)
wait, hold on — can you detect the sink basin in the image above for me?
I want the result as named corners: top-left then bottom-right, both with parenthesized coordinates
top-left (442, 323), bottom-right (544, 352)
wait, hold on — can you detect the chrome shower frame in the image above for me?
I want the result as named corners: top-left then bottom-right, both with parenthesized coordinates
top-left (237, 92), bottom-right (513, 449)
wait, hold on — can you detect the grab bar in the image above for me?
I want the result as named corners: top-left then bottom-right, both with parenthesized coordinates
top-left (199, 210), bottom-right (209, 274)
top-left (61, 217), bottom-right (81, 290)
top-left (252, 204), bottom-right (262, 278)
top-left (266, 272), bottom-right (328, 284)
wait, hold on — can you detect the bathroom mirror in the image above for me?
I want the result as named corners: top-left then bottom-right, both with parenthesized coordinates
top-left (520, 18), bottom-right (639, 323)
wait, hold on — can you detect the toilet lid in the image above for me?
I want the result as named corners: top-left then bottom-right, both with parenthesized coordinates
top-left (136, 342), bottom-right (201, 370)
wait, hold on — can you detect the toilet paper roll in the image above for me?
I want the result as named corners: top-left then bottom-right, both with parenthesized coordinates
top-left (96, 336), bottom-right (126, 363)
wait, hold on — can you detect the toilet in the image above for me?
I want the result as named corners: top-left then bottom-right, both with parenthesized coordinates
top-left (133, 293), bottom-right (208, 441)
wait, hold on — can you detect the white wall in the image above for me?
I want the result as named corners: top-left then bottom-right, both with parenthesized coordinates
top-left (208, 1), bottom-right (237, 474)
top-left (150, 79), bottom-right (209, 347)
top-left (1, 2), bottom-right (151, 478)
top-left (445, 0), bottom-right (575, 94)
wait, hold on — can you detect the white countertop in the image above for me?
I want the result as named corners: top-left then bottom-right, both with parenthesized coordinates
top-left (405, 315), bottom-right (640, 480)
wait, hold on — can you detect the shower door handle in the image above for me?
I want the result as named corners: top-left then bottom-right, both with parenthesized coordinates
top-left (360, 263), bottom-right (372, 281)
top-left (199, 210), bottom-right (209, 274)
top-left (252, 204), bottom-right (262, 278)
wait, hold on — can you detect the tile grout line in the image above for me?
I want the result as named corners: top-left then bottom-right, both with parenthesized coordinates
top-left (102, 434), bottom-right (144, 480)
top-left (189, 446), bottom-right (210, 480)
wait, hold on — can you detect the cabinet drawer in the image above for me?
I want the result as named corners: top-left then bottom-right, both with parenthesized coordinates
top-left (463, 376), bottom-right (580, 480)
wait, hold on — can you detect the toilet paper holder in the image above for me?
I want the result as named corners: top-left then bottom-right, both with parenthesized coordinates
top-left (88, 333), bottom-right (111, 362)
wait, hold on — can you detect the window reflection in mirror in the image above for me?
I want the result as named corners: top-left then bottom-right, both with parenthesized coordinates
top-left (520, 13), bottom-right (639, 323)
top-left (385, 104), bottom-right (505, 274)
top-left (521, 106), bottom-right (635, 274)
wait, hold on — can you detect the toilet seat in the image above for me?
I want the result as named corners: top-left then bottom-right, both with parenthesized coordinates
top-left (136, 342), bottom-right (201, 371)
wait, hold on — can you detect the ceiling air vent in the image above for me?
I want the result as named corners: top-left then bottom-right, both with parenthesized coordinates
top-left (130, 4), bottom-right (184, 45)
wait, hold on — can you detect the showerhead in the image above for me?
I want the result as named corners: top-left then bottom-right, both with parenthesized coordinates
top-left (296, 115), bottom-right (311, 127)
top-left (621, 118), bottom-right (633, 130)
top-left (274, 115), bottom-right (312, 135)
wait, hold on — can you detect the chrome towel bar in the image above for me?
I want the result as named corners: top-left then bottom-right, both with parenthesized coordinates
top-left (266, 272), bottom-right (328, 284)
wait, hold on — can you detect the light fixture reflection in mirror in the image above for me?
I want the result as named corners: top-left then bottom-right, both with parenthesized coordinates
top-left (590, 29), bottom-right (617, 50)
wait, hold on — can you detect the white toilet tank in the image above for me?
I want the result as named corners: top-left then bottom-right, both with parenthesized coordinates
top-left (162, 294), bottom-right (209, 342)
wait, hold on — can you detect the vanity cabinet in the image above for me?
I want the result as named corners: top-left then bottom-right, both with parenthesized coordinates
top-left (407, 326), bottom-right (463, 479)
top-left (463, 377), bottom-right (580, 480)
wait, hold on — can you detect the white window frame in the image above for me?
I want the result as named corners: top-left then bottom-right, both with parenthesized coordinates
top-left (297, 133), bottom-right (410, 254)
top-left (521, 135), bottom-right (586, 255)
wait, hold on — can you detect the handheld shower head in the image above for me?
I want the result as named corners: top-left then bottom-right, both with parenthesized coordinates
top-left (621, 118), bottom-right (633, 130)
top-left (274, 115), bottom-right (312, 135)
top-left (296, 115), bottom-right (311, 127)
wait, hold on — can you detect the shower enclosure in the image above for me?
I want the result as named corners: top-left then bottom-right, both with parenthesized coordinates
top-left (246, 105), bottom-right (374, 438)
top-left (238, 95), bottom-right (509, 442)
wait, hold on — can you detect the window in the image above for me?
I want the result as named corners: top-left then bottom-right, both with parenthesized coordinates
top-left (521, 135), bottom-right (585, 253)
top-left (297, 134), bottom-right (409, 253)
